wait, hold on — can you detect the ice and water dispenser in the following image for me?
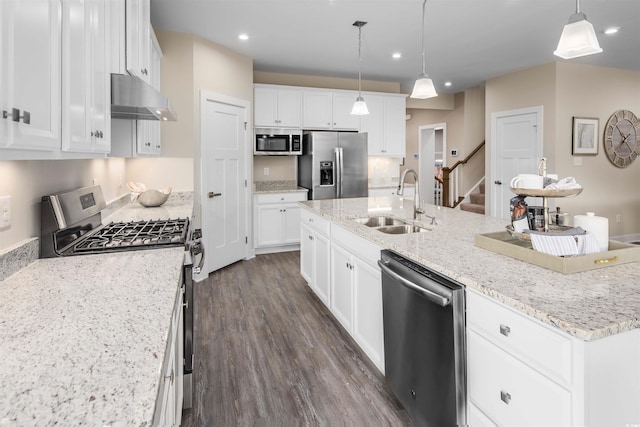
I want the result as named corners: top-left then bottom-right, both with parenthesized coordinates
top-left (319, 161), bottom-right (334, 186)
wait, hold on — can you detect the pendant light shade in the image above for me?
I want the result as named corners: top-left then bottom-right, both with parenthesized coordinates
top-left (351, 96), bottom-right (369, 115)
top-left (411, 74), bottom-right (438, 99)
top-left (411, 0), bottom-right (437, 99)
top-left (351, 21), bottom-right (369, 116)
top-left (554, 0), bottom-right (602, 59)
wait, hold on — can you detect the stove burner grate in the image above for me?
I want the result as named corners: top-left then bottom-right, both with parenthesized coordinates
top-left (72, 218), bottom-right (189, 254)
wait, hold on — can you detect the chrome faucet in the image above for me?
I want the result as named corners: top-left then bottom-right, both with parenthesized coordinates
top-left (397, 169), bottom-right (424, 219)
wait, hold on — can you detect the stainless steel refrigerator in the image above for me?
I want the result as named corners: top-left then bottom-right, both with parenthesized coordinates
top-left (297, 131), bottom-right (368, 200)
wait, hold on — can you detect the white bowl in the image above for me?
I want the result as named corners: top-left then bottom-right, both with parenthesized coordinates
top-left (137, 188), bottom-right (171, 207)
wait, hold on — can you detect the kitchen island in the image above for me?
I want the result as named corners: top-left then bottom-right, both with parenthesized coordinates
top-left (0, 194), bottom-right (192, 426)
top-left (299, 195), bottom-right (640, 426)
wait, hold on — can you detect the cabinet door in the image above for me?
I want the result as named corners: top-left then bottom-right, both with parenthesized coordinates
top-left (313, 232), bottom-right (330, 307)
top-left (256, 205), bottom-right (285, 247)
top-left (382, 96), bottom-right (406, 157)
top-left (0, 0), bottom-right (61, 151)
top-left (281, 203), bottom-right (301, 244)
top-left (303, 91), bottom-right (332, 129)
top-left (62, 0), bottom-right (110, 154)
top-left (353, 257), bottom-right (384, 372)
top-left (300, 224), bottom-right (314, 284)
top-left (360, 94), bottom-right (385, 155)
top-left (254, 87), bottom-right (278, 127)
top-left (275, 89), bottom-right (301, 128)
top-left (125, 0), bottom-right (150, 82)
top-left (330, 243), bottom-right (354, 332)
top-left (332, 92), bottom-right (360, 130)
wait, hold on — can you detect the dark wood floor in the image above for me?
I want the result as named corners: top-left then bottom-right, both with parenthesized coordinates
top-left (182, 251), bottom-right (413, 426)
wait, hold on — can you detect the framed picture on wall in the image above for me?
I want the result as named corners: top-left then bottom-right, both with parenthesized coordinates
top-left (572, 117), bottom-right (599, 155)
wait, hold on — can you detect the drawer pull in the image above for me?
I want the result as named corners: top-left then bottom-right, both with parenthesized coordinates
top-left (499, 324), bottom-right (511, 337)
top-left (308, 235), bottom-right (313, 241)
top-left (595, 256), bottom-right (618, 265)
top-left (500, 390), bottom-right (511, 405)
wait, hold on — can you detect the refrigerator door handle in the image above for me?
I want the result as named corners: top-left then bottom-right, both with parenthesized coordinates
top-left (335, 147), bottom-right (343, 198)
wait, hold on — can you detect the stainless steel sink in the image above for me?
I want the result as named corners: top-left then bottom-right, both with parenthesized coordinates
top-left (353, 216), bottom-right (407, 227)
top-left (376, 224), bottom-right (429, 234)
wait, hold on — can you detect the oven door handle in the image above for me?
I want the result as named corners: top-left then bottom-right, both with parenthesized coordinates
top-left (191, 240), bottom-right (205, 274)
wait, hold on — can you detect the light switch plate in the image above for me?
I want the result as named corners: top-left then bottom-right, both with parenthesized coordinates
top-left (0, 196), bottom-right (11, 229)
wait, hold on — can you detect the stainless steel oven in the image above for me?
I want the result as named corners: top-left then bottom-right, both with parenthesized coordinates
top-left (255, 128), bottom-right (302, 155)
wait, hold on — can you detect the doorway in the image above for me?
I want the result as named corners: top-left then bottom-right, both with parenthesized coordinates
top-left (490, 106), bottom-right (543, 219)
top-left (418, 123), bottom-right (446, 206)
top-left (200, 92), bottom-right (251, 274)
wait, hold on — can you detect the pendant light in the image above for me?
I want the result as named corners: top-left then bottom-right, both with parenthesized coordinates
top-left (351, 21), bottom-right (369, 116)
top-left (410, 0), bottom-right (437, 99)
top-left (554, 0), bottom-right (602, 59)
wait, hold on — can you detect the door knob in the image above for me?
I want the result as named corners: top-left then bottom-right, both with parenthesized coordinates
top-left (208, 192), bottom-right (222, 198)
top-left (494, 180), bottom-right (502, 185)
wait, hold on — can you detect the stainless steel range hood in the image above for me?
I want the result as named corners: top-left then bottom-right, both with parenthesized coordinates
top-left (111, 73), bottom-right (177, 121)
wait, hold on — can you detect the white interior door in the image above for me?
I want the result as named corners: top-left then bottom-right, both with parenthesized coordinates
top-left (201, 97), bottom-right (248, 273)
top-left (490, 107), bottom-right (542, 219)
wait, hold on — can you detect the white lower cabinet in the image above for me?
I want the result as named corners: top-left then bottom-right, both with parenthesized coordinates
top-left (301, 214), bottom-right (385, 373)
top-left (467, 289), bottom-right (640, 427)
top-left (154, 284), bottom-right (184, 427)
top-left (254, 192), bottom-right (307, 253)
top-left (300, 210), bottom-right (331, 306)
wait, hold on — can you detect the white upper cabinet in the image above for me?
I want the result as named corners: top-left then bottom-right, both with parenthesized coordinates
top-left (136, 32), bottom-right (162, 156)
top-left (62, 0), bottom-right (111, 154)
top-left (0, 0), bottom-right (61, 152)
top-left (361, 93), bottom-right (406, 157)
top-left (254, 86), bottom-right (302, 128)
top-left (303, 90), bottom-right (360, 131)
top-left (125, 0), bottom-right (151, 82)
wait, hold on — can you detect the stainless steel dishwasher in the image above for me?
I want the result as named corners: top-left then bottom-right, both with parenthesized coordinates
top-left (378, 250), bottom-right (467, 427)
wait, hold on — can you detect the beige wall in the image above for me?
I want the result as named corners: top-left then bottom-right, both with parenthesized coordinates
top-left (554, 62), bottom-right (640, 236)
top-left (254, 71), bottom-right (400, 93)
top-left (253, 156), bottom-right (296, 182)
top-left (0, 158), bottom-right (126, 251)
top-left (485, 61), bottom-right (640, 235)
top-left (403, 88), bottom-right (485, 194)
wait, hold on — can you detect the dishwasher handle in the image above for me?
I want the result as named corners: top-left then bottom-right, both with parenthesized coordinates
top-left (378, 259), bottom-right (452, 307)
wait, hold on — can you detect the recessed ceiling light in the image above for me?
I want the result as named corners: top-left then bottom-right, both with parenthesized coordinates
top-left (604, 27), bottom-right (620, 35)
top-left (392, 52), bottom-right (402, 59)
top-left (444, 81), bottom-right (452, 87)
top-left (238, 33), bottom-right (249, 41)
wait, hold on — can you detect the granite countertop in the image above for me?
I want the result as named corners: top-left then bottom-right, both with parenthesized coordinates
top-left (253, 180), bottom-right (309, 194)
top-left (300, 196), bottom-right (640, 342)
top-left (0, 193), bottom-right (193, 426)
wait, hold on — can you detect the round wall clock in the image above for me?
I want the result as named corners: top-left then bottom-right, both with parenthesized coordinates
top-left (603, 109), bottom-right (640, 168)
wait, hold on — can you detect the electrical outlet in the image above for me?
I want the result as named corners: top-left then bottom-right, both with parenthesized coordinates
top-left (0, 196), bottom-right (11, 229)
top-left (616, 214), bottom-right (622, 223)
top-left (573, 157), bottom-right (582, 166)
top-left (263, 168), bottom-right (270, 176)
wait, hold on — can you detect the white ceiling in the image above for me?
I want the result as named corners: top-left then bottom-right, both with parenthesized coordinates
top-left (150, 0), bottom-right (640, 94)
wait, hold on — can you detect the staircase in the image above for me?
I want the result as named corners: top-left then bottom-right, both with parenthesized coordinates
top-left (460, 182), bottom-right (485, 215)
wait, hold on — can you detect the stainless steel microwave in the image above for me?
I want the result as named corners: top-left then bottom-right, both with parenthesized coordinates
top-left (254, 128), bottom-right (302, 155)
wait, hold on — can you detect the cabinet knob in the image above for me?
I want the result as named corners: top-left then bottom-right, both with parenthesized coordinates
top-left (499, 324), bottom-right (511, 337)
top-left (308, 218), bottom-right (313, 223)
top-left (156, 145), bottom-right (161, 149)
top-left (308, 235), bottom-right (313, 241)
top-left (145, 142), bottom-right (151, 147)
top-left (500, 390), bottom-right (511, 405)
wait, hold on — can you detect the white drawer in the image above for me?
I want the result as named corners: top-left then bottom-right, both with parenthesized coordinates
top-left (468, 330), bottom-right (573, 427)
top-left (468, 402), bottom-right (498, 427)
top-left (300, 209), bottom-right (330, 236)
top-left (331, 223), bottom-right (382, 268)
top-left (466, 290), bottom-right (573, 386)
top-left (255, 191), bottom-right (307, 204)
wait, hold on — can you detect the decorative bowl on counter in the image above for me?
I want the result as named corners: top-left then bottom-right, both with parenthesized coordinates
top-left (137, 187), bottom-right (172, 207)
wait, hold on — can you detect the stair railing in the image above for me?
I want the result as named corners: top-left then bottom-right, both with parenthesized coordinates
top-left (441, 140), bottom-right (485, 208)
